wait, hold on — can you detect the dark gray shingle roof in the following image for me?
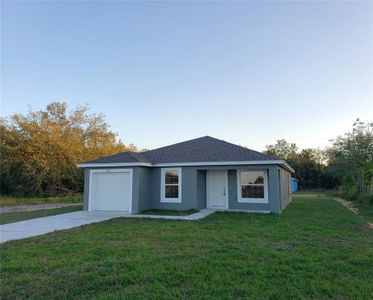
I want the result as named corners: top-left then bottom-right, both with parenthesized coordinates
top-left (83, 136), bottom-right (278, 164)
top-left (83, 152), bottom-right (152, 164)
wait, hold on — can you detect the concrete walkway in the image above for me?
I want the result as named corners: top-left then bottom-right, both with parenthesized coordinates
top-left (0, 209), bottom-right (215, 243)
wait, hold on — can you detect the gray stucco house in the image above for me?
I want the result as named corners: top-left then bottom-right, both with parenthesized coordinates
top-left (77, 136), bottom-right (294, 214)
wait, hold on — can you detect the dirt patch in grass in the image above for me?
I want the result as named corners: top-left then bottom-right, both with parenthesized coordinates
top-left (273, 240), bottom-right (295, 251)
top-left (0, 203), bottom-right (82, 213)
top-left (0, 195), bottom-right (83, 207)
top-left (0, 205), bottom-right (83, 224)
top-left (334, 198), bottom-right (359, 214)
top-left (333, 197), bottom-right (373, 231)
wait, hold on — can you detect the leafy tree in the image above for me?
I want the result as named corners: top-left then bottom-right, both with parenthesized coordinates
top-left (264, 139), bottom-right (298, 160)
top-left (264, 140), bottom-right (327, 189)
top-left (327, 119), bottom-right (373, 195)
top-left (292, 148), bottom-right (327, 189)
top-left (0, 102), bottom-right (131, 196)
top-left (265, 120), bottom-right (373, 196)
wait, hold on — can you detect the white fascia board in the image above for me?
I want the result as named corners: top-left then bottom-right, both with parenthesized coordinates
top-left (155, 160), bottom-right (295, 172)
top-left (279, 161), bottom-right (295, 173)
top-left (77, 160), bottom-right (295, 172)
top-left (154, 160), bottom-right (289, 167)
top-left (76, 162), bottom-right (152, 168)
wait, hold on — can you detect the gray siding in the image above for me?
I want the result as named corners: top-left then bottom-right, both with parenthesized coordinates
top-left (278, 167), bottom-right (292, 212)
top-left (225, 166), bottom-right (281, 212)
top-left (269, 166), bottom-right (281, 213)
top-left (196, 170), bottom-right (206, 209)
top-left (83, 164), bottom-right (289, 214)
top-left (149, 165), bottom-right (284, 213)
top-left (151, 167), bottom-right (198, 211)
top-left (83, 168), bottom-right (90, 211)
top-left (228, 169), bottom-right (269, 212)
top-left (134, 167), bottom-right (152, 213)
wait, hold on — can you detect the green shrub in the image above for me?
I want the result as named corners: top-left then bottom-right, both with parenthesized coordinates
top-left (325, 189), bottom-right (373, 204)
top-left (341, 191), bottom-right (373, 204)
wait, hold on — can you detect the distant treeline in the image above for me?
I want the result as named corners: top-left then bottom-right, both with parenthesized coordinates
top-left (1, 102), bottom-right (372, 203)
top-left (1, 102), bottom-right (136, 196)
top-left (264, 119), bottom-right (373, 203)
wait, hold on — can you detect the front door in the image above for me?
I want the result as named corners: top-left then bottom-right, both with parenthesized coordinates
top-left (207, 170), bottom-right (228, 209)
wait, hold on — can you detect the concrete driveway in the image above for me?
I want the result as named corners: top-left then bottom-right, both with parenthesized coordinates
top-left (0, 211), bottom-right (130, 243)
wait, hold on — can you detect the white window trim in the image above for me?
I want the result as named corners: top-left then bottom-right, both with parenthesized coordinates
top-left (88, 168), bottom-right (133, 213)
top-left (160, 168), bottom-right (182, 203)
top-left (237, 170), bottom-right (269, 204)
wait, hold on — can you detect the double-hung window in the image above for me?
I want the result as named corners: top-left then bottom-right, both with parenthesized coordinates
top-left (237, 170), bottom-right (268, 203)
top-left (161, 168), bottom-right (182, 203)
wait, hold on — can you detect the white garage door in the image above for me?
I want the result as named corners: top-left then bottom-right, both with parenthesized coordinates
top-left (90, 170), bottom-right (132, 212)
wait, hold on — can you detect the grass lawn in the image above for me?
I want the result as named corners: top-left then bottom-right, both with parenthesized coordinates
top-left (0, 195), bottom-right (83, 207)
top-left (0, 205), bottom-right (83, 225)
top-left (1, 196), bottom-right (372, 299)
top-left (140, 209), bottom-right (199, 216)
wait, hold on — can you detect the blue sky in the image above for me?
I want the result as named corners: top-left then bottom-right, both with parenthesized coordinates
top-left (1, 1), bottom-right (372, 151)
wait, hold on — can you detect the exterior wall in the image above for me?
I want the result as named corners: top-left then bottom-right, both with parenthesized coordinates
top-left (196, 170), bottom-right (206, 209)
top-left (83, 168), bottom-right (90, 211)
top-left (278, 167), bottom-right (292, 212)
top-left (151, 164), bottom-right (283, 213)
top-left (227, 166), bottom-right (279, 213)
top-left (83, 164), bottom-right (290, 214)
top-left (269, 166), bottom-right (282, 213)
top-left (151, 167), bottom-right (199, 211)
top-left (134, 167), bottom-right (153, 213)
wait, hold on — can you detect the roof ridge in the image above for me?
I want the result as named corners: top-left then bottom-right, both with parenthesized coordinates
top-left (201, 136), bottom-right (279, 160)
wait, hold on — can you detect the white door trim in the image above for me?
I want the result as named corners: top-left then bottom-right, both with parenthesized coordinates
top-left (206, 170), bottom-right (229, 209)
top-left (88, 168), bottom-right (133, 213)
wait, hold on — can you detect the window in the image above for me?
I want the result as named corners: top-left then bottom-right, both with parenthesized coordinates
top-left (237, 170), bottom-right (268, 203)
top-left (161, 168), bottom-right (182, 203)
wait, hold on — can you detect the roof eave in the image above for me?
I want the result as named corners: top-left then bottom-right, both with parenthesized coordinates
top-left (279, 160), bottom-right (295, 173)
top-left (77, 160), bottom-right (295, 172)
